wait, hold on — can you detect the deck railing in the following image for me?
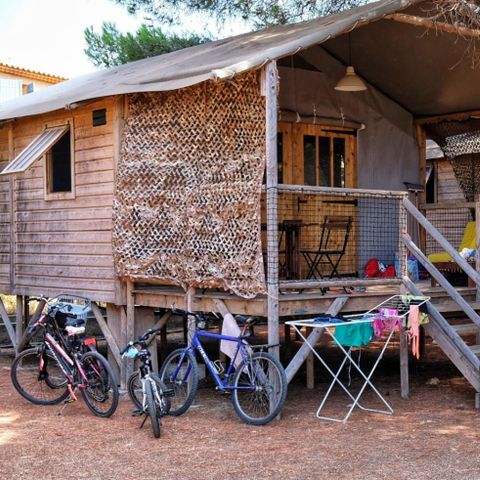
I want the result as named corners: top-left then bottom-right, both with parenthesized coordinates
top-left (261, 184), bottom-right (408, 290)
top-left (421, 201), bottom-right (475, 259)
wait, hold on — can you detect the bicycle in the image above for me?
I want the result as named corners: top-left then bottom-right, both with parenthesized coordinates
top-left (10, 295), bottom-right (119, 417)
top-left (121, 327), bottom-right (175, 438)
top-left (158, 311), bottom-right (288, 425)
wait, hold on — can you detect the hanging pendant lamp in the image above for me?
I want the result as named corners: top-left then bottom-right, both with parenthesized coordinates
top-left (334, 33), bottom-right (367, 92)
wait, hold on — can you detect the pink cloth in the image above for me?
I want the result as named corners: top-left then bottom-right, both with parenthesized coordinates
top-left (408, 305), bottom-right (420, 359)
top-left (372, 308), bottom-right (401, 338)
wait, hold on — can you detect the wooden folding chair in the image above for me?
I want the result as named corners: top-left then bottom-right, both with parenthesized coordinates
top-left (301, 216), bottom-right (353, 280)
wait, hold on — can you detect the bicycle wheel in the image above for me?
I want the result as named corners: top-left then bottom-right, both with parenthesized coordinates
top-left (151, 373), bottom-right (172, 415)
top-left (127, 371), bottom-right (143, 410)
top-left (231, 352), bottom-right (287, 425)
top-left (10, 347), bottom-right (69, 405)
top-left (158, 348), bottom-right (198, 416)
top-left (79, 351), bottom-right (119, 417)
top-left (145, 380), bottom-right (160, 438)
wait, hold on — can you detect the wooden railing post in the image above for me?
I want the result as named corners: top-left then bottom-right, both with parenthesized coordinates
top-left (476, 196), bottom-right (480, 344)
top-left (262, 61), bottom-right (280, 360)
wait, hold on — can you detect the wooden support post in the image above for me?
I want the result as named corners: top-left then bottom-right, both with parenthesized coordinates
top-left (0, 297), bottom-right (16, 351)
top-left (186, 287), bottom-right (195, 344)
top-left (125, 279), bottom-right (135, 380)
top-left (15, 295), bottom-right (23, 349)
top-left (285, 297), bottom-right (348, 383)
top-left (306, 327), bottom-right (314, 389)
top-left (91, 303), bottom-right (122, 369)
top-left (476, 196), bottom-right (480, 345)
top-left (106, 304), bottom-right (124, 388)
top-left (160, 323), bottom-right (168, 364)
top-left (143, 310), bottom-right (172, 371)
top-left (399, 325), bottom-right (409, 399)
top-left (17, 299), bottom-right (46, 352)
top-left (263, 61), bottom-right (280, 360)
top-left (416, 124), bottom-right (427, 251)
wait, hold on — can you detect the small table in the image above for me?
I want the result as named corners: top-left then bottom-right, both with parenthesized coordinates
top-left (286, 317), bottom-right (395, 423)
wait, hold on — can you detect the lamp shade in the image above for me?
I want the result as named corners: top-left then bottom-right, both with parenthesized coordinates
top-left (334, 66), bottom-right (367, 92)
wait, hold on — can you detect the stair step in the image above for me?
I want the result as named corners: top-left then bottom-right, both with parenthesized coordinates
top-left (470, 345), bottom-right (480, 355)
top-left (435, 301), bottom-right (480, 314)
top-left (452, 324), bottom-right (480, 335)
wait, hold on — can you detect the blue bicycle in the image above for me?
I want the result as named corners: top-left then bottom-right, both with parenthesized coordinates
top-left (158, 312), bottom-right (287, 425)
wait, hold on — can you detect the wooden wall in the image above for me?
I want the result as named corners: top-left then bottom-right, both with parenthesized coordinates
top-left (432, 158), bottom-right (465, 202)
top-left (4, 97), bottom-right (121, 303)
top-left (0, 125), bottom-right (11, 291)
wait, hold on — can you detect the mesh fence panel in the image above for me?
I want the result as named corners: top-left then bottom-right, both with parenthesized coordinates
top-left (113, 72), bottom-right (266, 298)
top-left (261, 187), bottom-right (407, 284)
top-left (424, 206), bottom-right (474, 257)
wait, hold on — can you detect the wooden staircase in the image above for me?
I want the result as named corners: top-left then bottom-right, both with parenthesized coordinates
top-left (402, 198), bottom-right (480, 405)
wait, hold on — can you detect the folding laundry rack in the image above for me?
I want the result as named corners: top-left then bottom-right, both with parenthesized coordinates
top-left (286, 294), bottom-right (430, 424)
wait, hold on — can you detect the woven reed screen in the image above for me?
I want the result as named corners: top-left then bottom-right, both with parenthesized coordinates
top-left (113, 72), bottom-right (266, 298)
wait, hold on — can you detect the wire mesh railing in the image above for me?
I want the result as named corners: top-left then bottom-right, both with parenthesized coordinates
top-left (261, 185), bottom-right (408, 289)
top-left (423, 203), bottom-right (475, 259)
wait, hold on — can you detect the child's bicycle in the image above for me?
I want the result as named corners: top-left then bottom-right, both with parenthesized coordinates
top-left (121, 328), bottom-right (175, 438)
top-left (158, 311), bottom-right (287, 425)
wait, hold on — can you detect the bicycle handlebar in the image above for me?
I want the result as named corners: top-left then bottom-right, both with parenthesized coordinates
top-left (120, 327), bottom-right (163, 355)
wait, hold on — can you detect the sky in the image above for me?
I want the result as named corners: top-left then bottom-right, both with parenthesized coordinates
top-left (0, 0), bottom-right (249, 79)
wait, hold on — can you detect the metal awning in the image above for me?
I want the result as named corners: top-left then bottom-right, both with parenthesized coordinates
top-left (1, 125), bottom-right (69, 175)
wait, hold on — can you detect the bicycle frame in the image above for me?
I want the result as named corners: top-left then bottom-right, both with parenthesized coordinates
top-left (175, 329), bottom-right (255, 392)
top-left (42, 330), bottom-right (89, 389)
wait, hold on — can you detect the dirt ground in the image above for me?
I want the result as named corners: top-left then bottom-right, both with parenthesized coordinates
top-left (1, 346), bottom-right (479, 480)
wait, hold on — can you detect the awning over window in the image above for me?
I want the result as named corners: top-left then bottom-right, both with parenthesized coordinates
top-left (1, 125), bottom-right (68, 175)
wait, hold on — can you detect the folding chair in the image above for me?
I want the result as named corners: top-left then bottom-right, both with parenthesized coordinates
top-left (301, 216), bottom-right (352, 280)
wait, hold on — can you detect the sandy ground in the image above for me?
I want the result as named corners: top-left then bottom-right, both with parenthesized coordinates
top-left (0, 346), bottom-right (479, 480)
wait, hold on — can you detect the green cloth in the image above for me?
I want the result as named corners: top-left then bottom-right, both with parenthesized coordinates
top-left (334, 322), bottom-right (373, 347)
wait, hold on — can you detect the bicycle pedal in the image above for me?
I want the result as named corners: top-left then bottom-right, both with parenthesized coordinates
top-left (131, 408), bottom-right (144, 417)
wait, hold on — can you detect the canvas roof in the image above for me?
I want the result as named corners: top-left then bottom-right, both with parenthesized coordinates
top-left (0, 0), bottom-right (479, 121)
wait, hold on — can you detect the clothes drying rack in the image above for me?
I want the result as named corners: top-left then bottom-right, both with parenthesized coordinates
top-left (286, 294), bottom-right (430, 424)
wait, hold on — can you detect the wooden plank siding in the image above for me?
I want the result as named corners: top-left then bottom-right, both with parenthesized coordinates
top-left (0, 125), bottom-right (11, 291)
top-left (10, 98), bottom-right (118, 302)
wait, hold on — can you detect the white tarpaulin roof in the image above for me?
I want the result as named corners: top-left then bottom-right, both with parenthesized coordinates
top-left (0, 0), bottom-right (419, 121)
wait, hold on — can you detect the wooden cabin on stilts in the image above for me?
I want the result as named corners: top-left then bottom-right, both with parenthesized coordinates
top-left (1, 0), bottom-right (480, 406)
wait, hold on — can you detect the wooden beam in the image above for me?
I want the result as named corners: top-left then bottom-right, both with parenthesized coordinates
top-left (0, 297), bottom-right (16, 350)
top-left (285, 297), bottom-right (348, 383)
top-left (91, 303), bottom-right (122, 368)
top-left (416, 109), bottom-right (480, 125)
top-left (17, 299), bottom-right (46, 352)
top-left (399, 324), bottom-right (409, 399)
top-left (385, 13), bottom-right (480, 38)
top-left (145, 310), bottom-right (172, 347)
top-left (186, 286), bottom-right (195, 344)
top-left (403, 196), bottom-right (480, 285)
top-left (280, 278), bottom-right (401, 290)
top-left (15, 295), bottom-right (23, 348)
top-left (125, 279), bottom-right (135, 379)
top-left (420, 201), bottom-right (475, 210)
top-left (8, 123), bottom-right (14, 292)
top-left (263, 61), bottom-right (280, 360)
top-left (277, 183), bottom-right (406, 199)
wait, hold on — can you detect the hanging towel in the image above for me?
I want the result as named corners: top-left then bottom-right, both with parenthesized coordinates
top-left (220, 314), bottom-right (243, 367)
top-left (408, 305), bottom-right (421, 359)
top-left (334, 321), bottom-right (373, 347)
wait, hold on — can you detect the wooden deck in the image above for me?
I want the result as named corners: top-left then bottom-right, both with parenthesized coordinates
top-left (132, 282), bottom-right (475, 318)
